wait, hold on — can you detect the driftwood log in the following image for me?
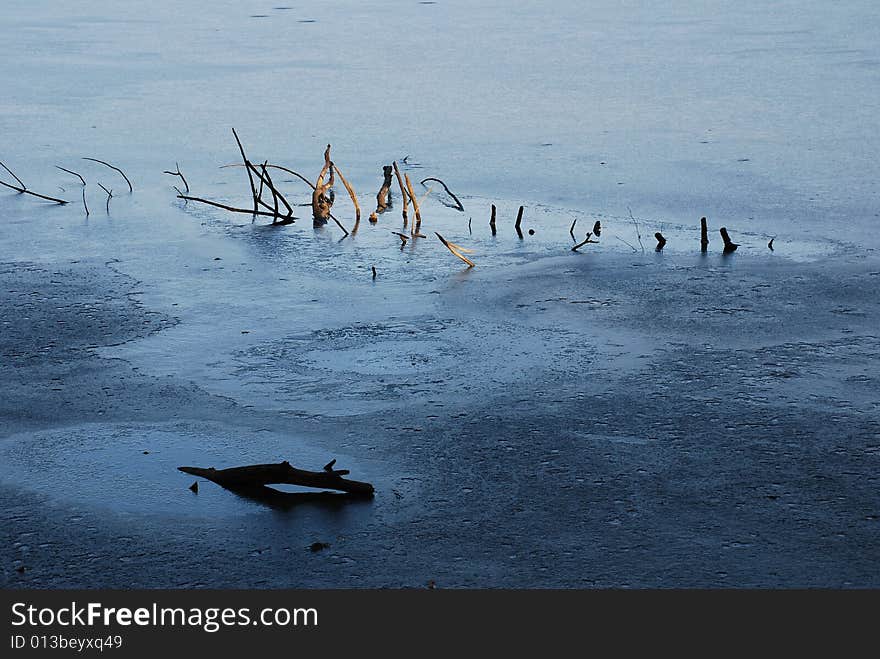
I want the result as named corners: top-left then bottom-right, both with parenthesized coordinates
top-left (720, 227), bottom-right (739, 253)
top-left (376, 165), bottom-right (393, 213)
top-left (700, 216), bottom-right (709, 252)
top-left (178, 461), bottom-right (374, 497)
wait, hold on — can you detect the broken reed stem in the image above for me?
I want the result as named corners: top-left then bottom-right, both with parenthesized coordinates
top-left (82, 157), bottom-right (132, 193)
top-left (700, 216), bottom-right (709, 252)
top-left (332, 162), bottom-right (361, 223)
top-left (571, 232), bottom-right (598, 251)
top-left (231, 128), bottom-right (258, 214)
top-left (392, 161), bottom-right (409, 224)
top-left (82, 187), bottom-right (89, 216)
top-left (162, 163), bottom-right (190, 193)
top-left (404, 173), bottom-right (422, 232)
top-left (419, 177), bottom-right (464, 211)
top-left (177, 194), bottom-right (297, 220)
top-left (490, 204), bottom-right (496, 235)
top-left (0, 161), bottom-right (68, 204)
top-left (569, 218), bottom-right (577, 241)
top-left (250, 161), bottom-right (294, 218)
top-left (97, 183), bottom-right (112, 213)
top-left (55, 166), bottom-right (86, 186)
top-left (515, 205), bottom-right (524, 239)
top-left (435, 232), bottom-right (475, 268)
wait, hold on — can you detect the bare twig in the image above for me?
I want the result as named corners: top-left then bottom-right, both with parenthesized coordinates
top-left (515, 205), bottom-right (524, 239)
top-left (163, 163), bottom-right (189, 193)
top-left (230, 129), bottom-right (257, 213)
top-left (419, 177), bottom-right (464, 211)
top-left (490, 204), bottom-right (496, 235)
top-left (392, 161), bottom-right (409, 224)
top-left (628, 206), bottom-right (644, 253)
top-left (0, 161), bottom-right (68, 204)
top-left (333, 162), bottom-right (361, 223)
top-left (82, 157), bottom-right (132, 193)
top-left (404, 173), bottom-right (422, 232)
top-left (435, 232), bottom-right (475, 267)
top-left (614, 235), bottom-right (639, 252)
top-left (177, 194), bottom-right (296, 220)
top-left (82, 188), bottom-right (89, 217)
top-left (571, 233), bottom-right (598, 251)
top-left (569, 218), bottom-right (577, 241)
top-left (55, 166), bottom-right (86, 186)
top-left (97, 183), bottom-right (112, 213)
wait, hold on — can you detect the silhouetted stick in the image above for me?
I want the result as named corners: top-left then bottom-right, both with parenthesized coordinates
top-left (333, 162), bottom-right (361, 224)
top-left (371, 266), bottom-right (377, 280)
top-left (404, 173), bottom-right (422, 231)
top-left (223, 163), bottom-right (315, 191)
top-left (654, 232), bottom-right (666, 251)
top-left (435, 232), bottom-right (475, 267)
top-left (490, 204), bottom-right (497, 235)
top-left (82, 187), bottom-right (89, 216)
top-left (571, 233), bottom-right (598, 251)
top-left (392, 231), bottom-right (409, 246)
top-left (515, 205), bottom-right (524, 240)
top-left (593, 220), bottom-right (602, 237)
top-left (569, 218), bottom-right (577, 241)
top-left (420, 177), bottom-right (464, 211)
top-left (720, 227), bottom-right (739, 253)
top-left (0, 161), bottom-right (68, 204)
top-left (55, 166), bottom-right (86, 186)
top-left (97, 183), bottom-right (112, 213)
top-left (162, 163), bottom-right (189, 193)
top-left (376, 165), bottom-right (393, 212)
top-left (468, 217), bottom-right (472, 234)
top-left (230, 129), bottom-right (257, 213)
top-left (177, 194), bottom-right (296, 219)
top-left (178, 461), bottom-right (374, 497)
top-left (251, 161), bottom-right (294, 218)
top-left (392, 161), bottom-right (409, 224)
top-left (700, 216), bottom-right (709, 252)
top-left (768, 236), bottom-right (775, 251)
top-left (82, 157), bottom-right (132, 193)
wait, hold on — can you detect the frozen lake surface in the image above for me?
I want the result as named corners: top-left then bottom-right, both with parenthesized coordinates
top-left (1, 1), bottom-right (878, 587)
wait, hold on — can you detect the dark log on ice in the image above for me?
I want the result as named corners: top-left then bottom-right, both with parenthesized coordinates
top-left (178, 461), bottom-right (374, 497)
top-left (654, 232), bottom-right (666, 251)
top-left (700, 216), bottom-right (709, 252)
top-left (720, 227), bottom-right (739, 253)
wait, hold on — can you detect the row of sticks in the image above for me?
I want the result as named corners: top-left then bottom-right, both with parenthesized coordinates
top-left (2, 132), bottom-right (768, 266)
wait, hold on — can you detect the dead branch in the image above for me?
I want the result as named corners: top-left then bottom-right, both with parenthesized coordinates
top-left (614, 235), bottom-right (639, 252)
top-left (392, 161), bottom-right (409, 224)
top-left (82, 157), bottom-right (132, 193)
top-left (0, 161), bottom-right (68, 204)
top-left (569, 218), bottom-right (577, 241)
top-left (312, 144), bottom-right (334, 225)
top-left (420, 177), bottom-right (464, 211)
top-left (376, 165), bottom-right (393, 212)
top-left (768, 236), bottom-right (775, 251)
top-left (55, 166), bottom-right (86, 186)
top-left (82, 188), bottom-right (89, 216)
top-left (435, 232), bottom-right (475, 267)
top-left (230, 129), bottom-right (257, 213)
top-left (178, 461), bottom-right (374, 497)
top-left (250, 161), bottom-right (294, 218)
top-left (490, 204), bottom-right (497, 235)
top-left (162, 163), bottom-right (189, 193)
top-left (177, 194), bottom-right (296, 220)
top-left (700, 216), bottom-right (709, 252)
top-left (333, 161), bottom-right (361, 223)
top-left (655, 232), bottom-right (666, 251)
top-left (571, 232), bottom-right (599, 251)
top-left (404, 173), bottom-right (422, 232)
top-left (392, 231), bottom-right (409, 246)
top-left (515, 205), bottom-right (524, 239)
top-left (97, 183), bottom-right (112, 213)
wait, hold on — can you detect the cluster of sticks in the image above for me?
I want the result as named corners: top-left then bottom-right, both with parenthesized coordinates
top-left (1, 158), bottom-right (131, 216)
